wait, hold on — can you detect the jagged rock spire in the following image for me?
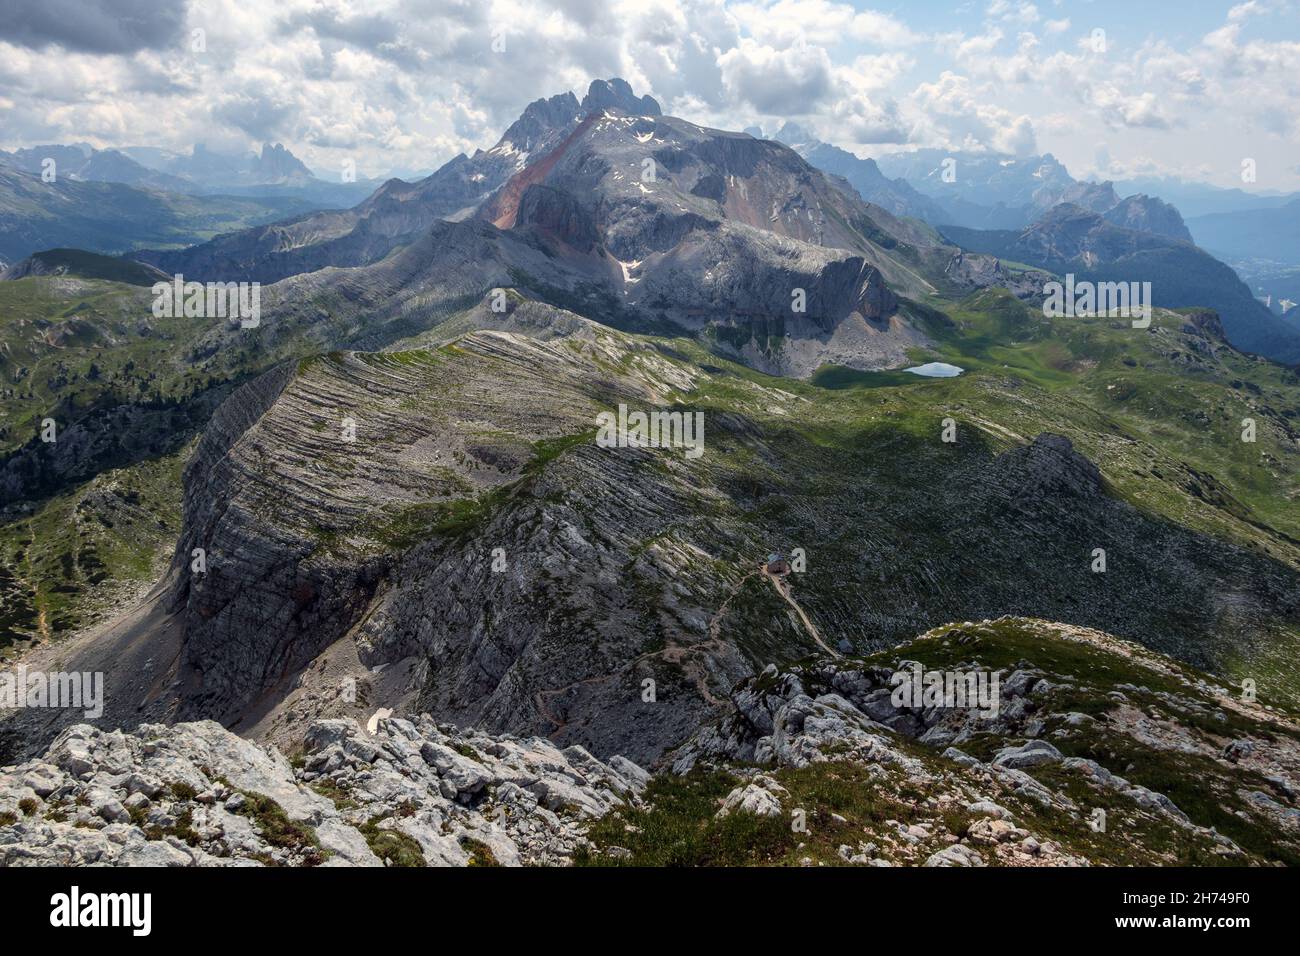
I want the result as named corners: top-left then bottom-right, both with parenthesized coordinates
top-left (580, 77), bottom-right (661, 116)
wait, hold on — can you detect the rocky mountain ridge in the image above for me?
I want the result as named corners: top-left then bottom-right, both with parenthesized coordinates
top-left (131, 80), bottom-right (656, 285)
top-left (8, 295), bottom-right (1293, 770)
top-left (0, 714), bottom-right (647, 866)
top-left (591, 617), bottom-right (1300, 867)
top-left (6, 616), bottom-right (1299, 867)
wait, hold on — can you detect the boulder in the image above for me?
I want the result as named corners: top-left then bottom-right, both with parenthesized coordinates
top-left (716, 783), bottom-right (784, 819)
top-left (993, 740), bottom-right (1063, 770)
top-left (924, 844), bottom-right (986, 867)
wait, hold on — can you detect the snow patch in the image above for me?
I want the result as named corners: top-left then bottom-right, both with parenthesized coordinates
top-left (618, 258), bottom-right (643, 284)
top-left (366, 707), bottom-right (394, 734)
top-left (904, 362), bottom-right (964, 378)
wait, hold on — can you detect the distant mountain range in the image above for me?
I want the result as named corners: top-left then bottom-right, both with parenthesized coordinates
top-left (769, 123), bottom-right (947, 223)
top-left (873, 148), bottom-right (1080, 230)
top-left (941, 203), bottom-right (1300, 365)
top-left (772, 136), bottom-right (1194, 245)
top-left (864, 147), bottom-right (1194, 241)
top-left (1114, 176), bottom-right (1300, 218)
top-left (0, 140), bottom-right (378, 207)
top-left (125, 141), bottom-right (316, 186)
top-left (127, 78), bottom-right (1043, 378)
top-left (761, 136), bottom-right (1298, 363)
top-left (0, 138), bottom-right (398, 266)
top-left (1187, 198), bottom-right (1300, 265)
top-left (0, 165), bottom-right (322, 266)
top-left (121, 142), bottom-right (379, 204)
top-left (0, 144), bottom-right (191, 192)
top-left (810, 142), bottom-right (1299, 283)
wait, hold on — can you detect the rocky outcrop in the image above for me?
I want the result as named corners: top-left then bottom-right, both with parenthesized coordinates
top-left (655, 617), bottom-right (1300, 866)
top-left (716, 777), bottom-right (787, 819)
top-left (1053, 181), bottom-right (1122, 215)
top-left (1103, 194), bottom-right (1193, 243)
top-left (0, 716), bottom-right (646, 867)
top-left (943, 248), bottom-right (1052, 299)
top-left (250, 143), bottom-right (314, 185)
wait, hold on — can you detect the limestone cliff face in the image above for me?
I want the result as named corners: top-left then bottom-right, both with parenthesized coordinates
top-left (162, 322), bottom-right (768, 761)
top-left (164, 359), bottom-right (375, 723)
top-left (151, 307), bottom-right (1300, 766)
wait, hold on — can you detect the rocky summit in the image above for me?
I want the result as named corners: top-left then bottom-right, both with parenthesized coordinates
top-left (593, 618), bottom-right (1300, 867)
top-left (5, 616), bottom-right (1297, 867)
top-left (0, 715), bottom-right (647, 867)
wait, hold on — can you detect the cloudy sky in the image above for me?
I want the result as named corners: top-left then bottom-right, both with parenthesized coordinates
top-left (1, 0), bottom-right (1298, 189)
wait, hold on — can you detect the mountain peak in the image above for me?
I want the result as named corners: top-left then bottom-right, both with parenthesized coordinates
top-left (1053, 180), bottom-right (1121, 214)
top-left (496, 91), bottom-right (583, 155)
top-left (1104, 192), bottom-right (1193, 242)
top-left (491, 78), bottom-right (660, 163)
top-left (252, 141), bottom-right (313, 181)
top-left (773, 121), bottom-right (816, 148)
top-left (580, 77), bottom-right (661, 117)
